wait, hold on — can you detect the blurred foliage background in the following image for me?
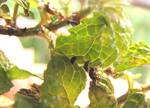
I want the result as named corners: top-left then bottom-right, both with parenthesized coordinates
top-left (124, 6), bottom-right (150, 84)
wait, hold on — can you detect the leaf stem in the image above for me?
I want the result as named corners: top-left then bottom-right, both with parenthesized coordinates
top-left (12, 3), bottom-right (19, 25)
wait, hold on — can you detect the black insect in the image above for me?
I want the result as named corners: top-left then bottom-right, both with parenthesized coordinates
top-left (83, 61), bottom-right (89, 72)
top-left (70, 56), bottom-right (77, 64)
top-left (89, 68), bottom-right (97, 81)
top-left (104, 67), bottom-right (113, 76)
top-left (68, 19), bottom-right (79, 26)
top-left (68, 12), bottom-right (81, 26)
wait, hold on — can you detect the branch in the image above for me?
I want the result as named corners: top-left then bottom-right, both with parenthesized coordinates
top-left (117, 91), bottom-right (128, 105)
top-left (0, 8), bottom-right (91, 37)
top-left (0, 25), bottom-right (41, 36)
top-left (45, 7), bottom-right (91, 31)
top-left (129, 0), bottom-right (150, 9)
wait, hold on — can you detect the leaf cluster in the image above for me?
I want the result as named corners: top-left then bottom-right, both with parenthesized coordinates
top-left (0, 0), bottom-right (150, 108)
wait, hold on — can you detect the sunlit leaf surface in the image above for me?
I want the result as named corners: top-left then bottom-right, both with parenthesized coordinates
top-left (114, 42), bottom-right (150, 72)
top-left (41, 53), bottom-right (86, 108)
top-left (56, 13), bottom-right (118, 67)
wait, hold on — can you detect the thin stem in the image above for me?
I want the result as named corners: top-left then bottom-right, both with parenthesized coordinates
top-left (141, 85), bottom-right (150, 92)
top-left (0, 8), bottom-right (91, 37)
top-left (12, 3), bottom-right (19, 25)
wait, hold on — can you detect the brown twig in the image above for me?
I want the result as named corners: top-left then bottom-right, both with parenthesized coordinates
top-left (45, 7), bottom-right (91, 30)
top-left (141, 85), bottom-right (150, 92)
top-left (129, 0), bottom-right (150, 9)
top-left (0, 8), bottom-right (91, 37)
top-left (117, 91), bottom-right (128, 105)
top-left (0, 25), bottom-right (41, 36)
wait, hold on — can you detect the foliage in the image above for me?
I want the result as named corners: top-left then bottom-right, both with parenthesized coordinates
top-left (0, 0), bottom-right (150, 108)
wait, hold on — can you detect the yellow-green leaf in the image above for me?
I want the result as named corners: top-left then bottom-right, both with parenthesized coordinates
top-left (114, 42), bottom-right (150, 72)
top-left (41, 53), bottom-right (86, 108)
top-left (0, 66), bottom-right (13, 95)
top-left (56, 12), bottom-right (118, 67)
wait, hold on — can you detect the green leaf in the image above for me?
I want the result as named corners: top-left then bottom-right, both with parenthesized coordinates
top-left (8, 66), bottom-right (38, 80)
top-left (89, 77), bottom-right (117, 108)
top-left (41, 53), bottom-right (86, 108)
top-left (0, 3), bottom-right (9, 13)
top-left (104, 5), bottom-right (133, 56)
top-left (114, 42), bottom-right (150, 72)
top-left (0, 50), bottom-right (39, 80)
top-left (16, 0), bottom-right (29, 9)
top-left (0, 66), bottom-right (13, 95)
top-left (0, 50), bottom-right (14, 71)
top-left (0, 3), bottom-right (11, 19)
top-left (13, 93), bottom-right (39, 108)
top-left (123, 92), bottom-right (145, 108)
top-left (145, 99), bottom-right (150, 108)
top-left (56, 12), bottom-right (118, 67)
top-left (113, 21), bottom-right (132, 55)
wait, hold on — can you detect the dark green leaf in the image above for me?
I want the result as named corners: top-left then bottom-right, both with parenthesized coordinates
top-left (114, 42), bottom-right (150, 72)
top-left (16, 0), bottom-right (29, 9)
top-left (41, 53), bottom-right (86, 108)
top-left (89, 77), bottom-right (117, 108)
top-left (56, 12), bottom-right (118, 67)
top-left (0, 3), bottom-right (10, 19)
top-left (0, 66), bottom-right (13, 95)
top-left (123, 92), bottom-right (145, 108)
top-left (13, 93), bottom-right (38, 108)
top-left (0, 3), bottom-right (9, 13)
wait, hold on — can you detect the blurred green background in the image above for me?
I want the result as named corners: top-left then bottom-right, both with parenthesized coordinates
top-left (124, 6), bottom-right (150, 84)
